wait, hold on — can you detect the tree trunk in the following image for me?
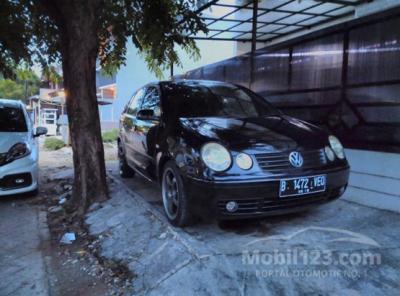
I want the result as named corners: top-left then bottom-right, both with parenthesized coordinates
top-left (49, 0), bottom-right (108, 216)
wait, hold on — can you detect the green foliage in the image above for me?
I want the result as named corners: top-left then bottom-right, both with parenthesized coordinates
top-left (0, 0), bottom-right (208, 78)
top-left (98, 0), bottom-right (208, 78)
top-left (0, 80), bottom-right (25, 100)
top-left (42, 65), bottom-right (62, 86)
top-left (102, 129), bottom-right (119, 143)
top-left (0, 67), bottom-right (40, 100)
top-left (0, 1), bottom-right (33, 78)
top-left (44, 138), bottom-right (65, 151)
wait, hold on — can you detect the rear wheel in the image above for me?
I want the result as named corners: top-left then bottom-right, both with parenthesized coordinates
top-left (118, 143), bottom-right (135, 178)
top-left (161, 161), bottom-right (193, 227)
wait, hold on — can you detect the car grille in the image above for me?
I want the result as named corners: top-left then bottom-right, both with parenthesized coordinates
top-left (0, 153), bottom-right (8, 167)
top-left (0, 173), bottom-right (32, 190)
top-left (218, 187), bottom-right (341, 215)
top-left (255, 149), bottom-right (327, 174)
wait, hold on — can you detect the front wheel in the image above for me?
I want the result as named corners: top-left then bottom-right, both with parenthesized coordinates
top-left (161, 161), bottom-right (193, 227)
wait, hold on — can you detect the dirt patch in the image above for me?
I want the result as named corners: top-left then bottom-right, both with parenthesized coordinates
top-left (39, 142), bottom-right (117, 167)
top-left (36, 143), bottom-right (133, 295)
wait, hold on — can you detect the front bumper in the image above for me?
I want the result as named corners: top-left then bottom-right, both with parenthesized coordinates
top-left (184, 166), bottom-right (350, 219)
top-left (0, 155), bottom-right (38, 196)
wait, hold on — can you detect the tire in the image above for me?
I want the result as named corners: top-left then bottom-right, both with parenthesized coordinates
top-left (118, 143), bottom-right (135, 178)
top-left (161, 161), bottom-right (194, 227)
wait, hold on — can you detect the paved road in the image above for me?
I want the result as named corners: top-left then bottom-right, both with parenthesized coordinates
top-left (0, 197), bottom-right (49, 296)
top-left (102, 161), bottom-right (400, 295)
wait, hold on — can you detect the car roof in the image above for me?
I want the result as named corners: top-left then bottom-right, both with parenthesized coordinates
top-left (159, 79), bottom-right (236, 88)
top-left (0, 99), bottom-right (24, 109)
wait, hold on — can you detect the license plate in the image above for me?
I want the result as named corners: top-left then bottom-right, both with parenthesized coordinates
top-left (279, 175), bottom-right (326, 198)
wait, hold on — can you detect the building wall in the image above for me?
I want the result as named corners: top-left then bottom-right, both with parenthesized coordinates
top-left (96, 44), bottom-right (160, 126)
top-left (96, 70), bottom-right (116, 87)
top-left (344, 149), bottom-right (400, 213)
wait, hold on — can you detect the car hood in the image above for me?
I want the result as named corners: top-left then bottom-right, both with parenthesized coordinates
top-left (179, 116), bottom-right (328, 152)
top-left (0, 132), bottom-right (30, 153)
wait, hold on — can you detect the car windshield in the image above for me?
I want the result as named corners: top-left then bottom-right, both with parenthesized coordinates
top-left (163, 82), bottom-right (280, 118)
top-left (0, 105), bottom-right (27, 132)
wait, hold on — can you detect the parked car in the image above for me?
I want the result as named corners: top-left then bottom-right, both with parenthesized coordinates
top-left (0, 99), bottom-right (47, 197)
top-left (118, 80), bottom-right (350, 226)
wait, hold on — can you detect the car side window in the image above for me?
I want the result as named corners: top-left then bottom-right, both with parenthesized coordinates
top-left (141, 86), bottom-right (161, 117)
top-left (127, 88), bottom-right (145, 116)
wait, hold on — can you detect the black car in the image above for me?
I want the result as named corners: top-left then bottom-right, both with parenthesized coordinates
top-left (118, 80), bottom-right (350, 226)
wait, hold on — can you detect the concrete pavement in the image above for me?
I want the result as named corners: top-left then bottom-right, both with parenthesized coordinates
top-left (84, 162), bottom-right (400, 295)
top-left (0, 197), bottom-right (50, 296)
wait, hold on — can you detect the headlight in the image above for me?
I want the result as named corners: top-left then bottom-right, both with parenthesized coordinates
top-left (201, 142), bottom-right (231, 172)
top-left (329, 135), bottom-right (345, 159)
top-left (7, 142), bottom-right (31, 162)
top-left (236, 153), bottom-right (253, 170)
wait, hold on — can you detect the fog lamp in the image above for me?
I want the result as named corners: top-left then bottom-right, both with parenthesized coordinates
top-left (226, 201), bottom-right (238, 212)
top-left (236, 153), bottom-right (253, 170)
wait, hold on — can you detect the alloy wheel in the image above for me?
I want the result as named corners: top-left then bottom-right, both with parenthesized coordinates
top-left (162, 168), bottom-right (180, 220)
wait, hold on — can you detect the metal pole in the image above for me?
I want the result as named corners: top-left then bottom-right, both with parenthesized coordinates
top-left (288, 46), bottom-right (293, 88)
top-left (250, 0), bottom-right (258, 89)
top-left (38, 96), bottom-right (41, 126)
top-left (170, 61), bottom-right (174, 79)
top-left (251, 0), bottom-right (258, 53)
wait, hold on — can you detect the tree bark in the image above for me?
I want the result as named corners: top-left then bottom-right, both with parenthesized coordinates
top-left (44, 0), bottom-right (108, 216)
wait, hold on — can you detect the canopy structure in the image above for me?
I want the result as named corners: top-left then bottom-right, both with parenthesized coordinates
top-left (191, 0), bottom-right (372, 50)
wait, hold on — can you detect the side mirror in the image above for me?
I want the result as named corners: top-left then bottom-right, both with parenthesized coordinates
top-left (137, 109), bottom-right (158, 121)
top-left (34, 126), bottom-right (48, 137)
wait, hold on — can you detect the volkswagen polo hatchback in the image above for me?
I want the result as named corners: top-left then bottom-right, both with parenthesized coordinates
top-left (118, 80), bottom-right (349, 226)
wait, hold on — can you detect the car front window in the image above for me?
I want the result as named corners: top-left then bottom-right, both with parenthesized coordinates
top-left (0, 106), bottom-right (28, 132)
top-left (141, 87), bottom-right (161, 117)
top-left (163, 82), bottom-right (280, 118)
top-left (127, 88), bottom-right (145, 116)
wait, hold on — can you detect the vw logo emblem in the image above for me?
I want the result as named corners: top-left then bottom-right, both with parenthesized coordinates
top-left (289, 151), bottom-right (303, 167)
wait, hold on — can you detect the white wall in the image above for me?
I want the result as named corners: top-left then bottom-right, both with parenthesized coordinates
top-left (175, 40), bottom-right (236, 75)
top-left (343, 149), bottom-right (400, 213)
